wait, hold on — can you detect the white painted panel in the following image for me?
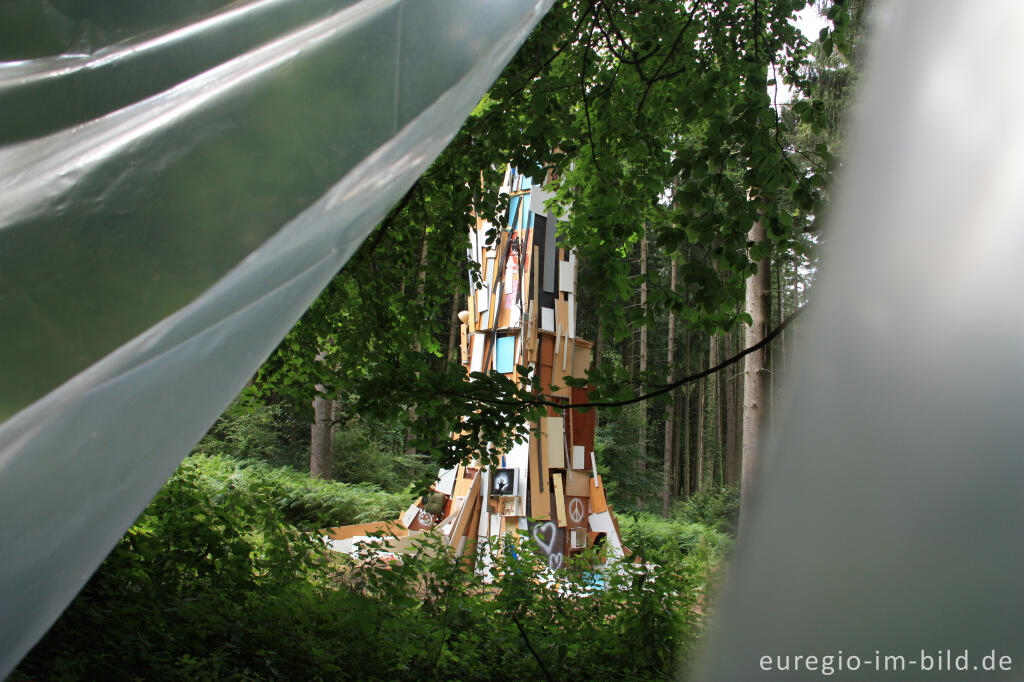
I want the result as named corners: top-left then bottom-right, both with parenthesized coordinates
top-left (435, 466), bottom-right (458, 496)
top-left (476, 288), bottom-right (488, 313)
top-left (572, 445), bottom-right (585, 469)
top-left (402, 504), bottom-right (420, 528)
top-left (541, 306), bottom-right (555, 332)
top-left (558, 260), bottom-right (574, 293)
top-left (470, 333), bottom-right (485, 373)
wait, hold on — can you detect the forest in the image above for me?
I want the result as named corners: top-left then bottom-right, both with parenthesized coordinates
top-left (11, 0), bottom-right (869, 679)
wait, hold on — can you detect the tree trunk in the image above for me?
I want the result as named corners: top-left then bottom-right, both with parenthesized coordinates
top-left (662, 259), bottom-right (676, 518)
top-left (636, 231), bottom-right (648, 508)
top-left (695, 344), bottom-right (706, 494)
top-left (724, 332), bottom-right (739, 486)
top-left (310, 390), bottom-right (334, 479)
top-left (704, 333), bottom-right (719, 490)
top-left (739, 215), bottom-right (771, 536)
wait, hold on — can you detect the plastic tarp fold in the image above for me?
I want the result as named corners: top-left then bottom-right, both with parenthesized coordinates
top-left (0, 0), bottom-right (553, 673)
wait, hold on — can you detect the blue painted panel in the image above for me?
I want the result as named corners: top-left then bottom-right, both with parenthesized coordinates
top-left (507, 194), bottom-right (521, 230)
top-left (495, 335), bottom-right (516, 373)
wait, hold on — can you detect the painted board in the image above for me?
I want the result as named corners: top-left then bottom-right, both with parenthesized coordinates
top-left (470, 333), bottom-right (485, 373)
top-left (435, 466), bottom-right (458, 496)
top-left (495, 335), bottom-right (516, 373)
top-left (552, 473), bottom-right (567, 527)
top-left (570, 387), bottom-right (595, 468)
top-left (542, 215), bottom-right (557, 293)
top-left (540, 306), bottom-right (555, 332)
top-left (559, 260), bottom-right (574, 293)
top-left (542, 416), bottom-right (564, 468)
top-left (566, 496), bottom-right (588, 529)
top-left (565, 467), bottom-right (592, 497)
top-left (528, 432), bottom-right (551, 518)
top-left (572, 445), bottom-right (586, 470)
top-left (589, 476), bottom-right (608, 514)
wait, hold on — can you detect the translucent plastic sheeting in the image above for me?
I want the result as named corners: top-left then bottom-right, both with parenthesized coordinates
top-left (0, 0), bottom-right (552, 673)
top-left (696, 2), bottom-right (1024, 679)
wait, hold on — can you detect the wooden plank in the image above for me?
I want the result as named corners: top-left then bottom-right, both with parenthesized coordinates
top-left (528, 430), bottom-right (551, 518)
top-left (555, 296), bottom-right (569, 339)
top-left (589, 476), bottom-right (608, 514)
top-left (570, 386), bottom-right (596, 470)
top-left (538, 333), bottom-right (554, 398)
top-left (469, 333), bottom-right (485, 373)
top-left (565, 467), bottom-right (591, 497)
top-left (571, 340), bottom-right (592, 378)
top-left (324, 521), bottom-right (407, 541)
top-left (572, 445), bottom-right (586, 470)
top-left (542, 416), bottom-right (565, 468)
top-left (542, 214), bottom-right (557, 293)
top-left (451, 472), bottom-right (481, 552)
top-left (551, 473), bottom-right (567, 527)
top-left (540, 306), bottom-right (555, 332)
top-left (549, 330), bottom-right (570, 398)
top-left (562, 328), bottom-right (572, 372)
top-left (462, 493), bottom-right (482, 559)
top-left (566, 496), bottom-right (588, 529)
top-left (559, 260), bottom-right (574, 293)
top-left (567, 292), bottom-right (575, 338)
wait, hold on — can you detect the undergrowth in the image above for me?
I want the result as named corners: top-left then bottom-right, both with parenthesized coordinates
top-left (13, 456), bottom-right (728, 681)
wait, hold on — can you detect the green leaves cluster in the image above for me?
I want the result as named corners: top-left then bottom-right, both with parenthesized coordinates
top-left (250, 0), bottom-right (846, 479)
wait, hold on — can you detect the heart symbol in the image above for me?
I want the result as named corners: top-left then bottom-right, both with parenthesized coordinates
top-left (548, 552), bottom-right (564, 570)
top-left (531, 521), bottom-right (557, 555)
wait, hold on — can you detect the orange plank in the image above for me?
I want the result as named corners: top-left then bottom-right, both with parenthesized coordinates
top-left (589, 476), bottom-right (608, 514)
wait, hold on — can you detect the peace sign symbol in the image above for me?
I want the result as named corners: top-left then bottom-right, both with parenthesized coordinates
top-left (568, 498), bottom-right (585, 524)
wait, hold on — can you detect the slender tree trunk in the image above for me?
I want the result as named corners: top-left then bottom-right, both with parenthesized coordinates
top-left (682, 330), bottom-right (691, 498)
top-left (704, 334), bottom-right (719, 490)
top-left (310, 389), bottom-right (334, 479)
top-left (695, 344), bottom-right (706, 493)
top-left (724, 331), bottom-right (740, 486)
top-left (636, 231), bottom-right (648, 508)
top-left (739, 215), bottom-right (771, 536)
top-left (662, 259), bottom-right (677, 518)
top-left (594, 314), bottom-right (604, 370)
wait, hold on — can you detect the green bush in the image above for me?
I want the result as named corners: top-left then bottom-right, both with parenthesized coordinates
top-left (618, 511), bottom-right (734, 566)
top-left (14, 456), bottom-right (726, 680)
top-left (191, 453), bottom-right (409, 527)
top-left (677, 485), bottom-right (740, 535)
top-left (194, 398), bottom-right (310, 470)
